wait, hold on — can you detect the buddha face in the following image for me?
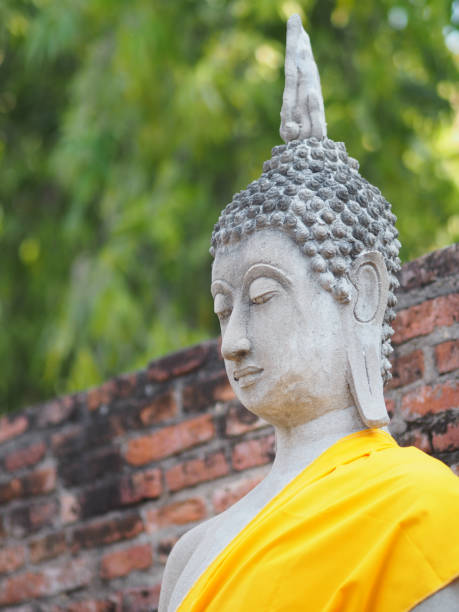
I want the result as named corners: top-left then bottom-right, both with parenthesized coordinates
top-left (211, 229), bottom-right (354, 427)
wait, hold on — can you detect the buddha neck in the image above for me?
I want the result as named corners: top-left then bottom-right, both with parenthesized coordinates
top-left (269, 406), bottom-right (374, 485)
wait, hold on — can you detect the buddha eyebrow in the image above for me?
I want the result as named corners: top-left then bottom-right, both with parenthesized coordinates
top-left (211, 280), bottom-right (233, 298)
top-left (242, 263), bottom-right (293, 289)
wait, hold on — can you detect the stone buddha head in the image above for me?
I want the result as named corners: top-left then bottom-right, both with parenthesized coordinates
top-left (210, 15), bottom-right (401, 429)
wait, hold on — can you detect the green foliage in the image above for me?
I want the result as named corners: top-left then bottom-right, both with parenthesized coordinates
top-left (1, 0), bottom-right (458, 411)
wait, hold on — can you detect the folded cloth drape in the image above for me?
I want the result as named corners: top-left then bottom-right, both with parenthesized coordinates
top-left (178, 429), bottom-right (459, 612)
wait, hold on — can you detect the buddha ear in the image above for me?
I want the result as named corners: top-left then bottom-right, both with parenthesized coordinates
top-left (343, 252), bottom-right (390, 428)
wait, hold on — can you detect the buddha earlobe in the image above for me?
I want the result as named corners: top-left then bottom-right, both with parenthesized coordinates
top-left (344, 252), bottom-right (390, 428)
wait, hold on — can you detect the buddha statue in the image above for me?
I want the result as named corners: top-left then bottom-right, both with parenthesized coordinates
top-left (159, 15), bottom-right (459, 612)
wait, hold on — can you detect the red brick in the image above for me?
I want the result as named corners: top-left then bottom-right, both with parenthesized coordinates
top-left (60, 448), bottom-right (122, 488)
top-left (0, 477), bottom-right (22, 504)
top-left (72, 513), bottom-right (144, 551)
top-left (9, 499), bottom-right (58, 537)
top-left (53, 420), bottom-right (115, 457)
top-left (74, 470), bottom-right (160, 521)
top-left (124, 415), bottom-right (215, 466)
top-left (225, 403), bottom-right (268, 436)
top-left (432, 421), bottom-right (459, 453)
top-left (0, 557), bottom-right (92, 606)
top-left (435, 340), bottom-right (459, 374)
top-left (100, 543), bottom-right (153, 580)
top-left (107, 414), bottom-right (126, 438)
top-left (213, 376), bottom-right (236, 402)
top-left (139, 390), bottom-right (178, 426)
top-left (0, 415), bottom-right (28, 444)
top-left (29, 533), bottom-right (67, 564)
top-left (232, 435), bottom-right (275, 471)
top-left (114, 373), bottom-right (138, 400)
top-left (397, 429), bottom-right (432, 454)
top-left (392, 294), bottom-right (459, 345)
top-left (398, 245), bottom-right (458, 290)
top-left (30, 498), bottom-right (57, 526)
top-left (51, 425), bottom-right (83, 455)
top-left (0, 465), bottom-right (55, 505)
top-left (0, 571), bottom-right (46, 605)
top-left (52, 599), bottom-right (120, 612)
top-left (386, 350), bottom-right (424, 390)
top-left (182, 371), bottom-right (234, 413)
top-left (121, 585), bottom-right (161, 611)
top-left (385, 398), bottom-right (395, 418)
top-left (46, 556), bottom-right (94, 595)
top-left (119, 468), bottom-right (162, 505)
top-left (166, 452), bottom-right (230, 492)
top-left (77, 483), bottom-right (121, 521)
top-left (5, 441), bottom-right (46, 472)
top-left (36, 395), bottom-right (77, 427)
top-left (145, 498), bottom-right (206, 532)
top-left (0, 546), bottom-right (26, 575)
top-left (401, 381), bottom-right (459, 419)
top-left (212, 473), bottom-right (267, 513)
top-left (147, 343), bottom-right (211, 382)
top-left (87, 380), bottom-right (118, 411)
top-left (109, 390), bottom-right (178, 435)
top-left (61, 492), bottom-right (81, 524)
top-left (22, 465), bottom-right (56, 496)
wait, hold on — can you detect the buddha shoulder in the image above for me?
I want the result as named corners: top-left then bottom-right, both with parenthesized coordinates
top-left (158, 514), bottom-right (219, 611)
top-left (394, 446), bottom-right (459, 495)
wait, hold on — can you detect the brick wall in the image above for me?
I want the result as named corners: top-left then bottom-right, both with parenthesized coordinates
top-left (0, 244), bottom-right (457, 611)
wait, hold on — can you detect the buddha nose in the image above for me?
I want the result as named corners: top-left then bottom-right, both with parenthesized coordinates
top-left (222, 337), bottom-right (251, 361)
top-left (221, 311), bottom-right (251, 361)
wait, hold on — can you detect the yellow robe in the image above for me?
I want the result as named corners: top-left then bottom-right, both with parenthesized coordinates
top-left (178, 429), bottom-right (459, 612)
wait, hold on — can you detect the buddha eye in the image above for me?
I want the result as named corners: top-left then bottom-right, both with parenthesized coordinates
top-left (248, 277), bottom-right (282, 306)
top-left (251, 291), bottom-right (278, 305)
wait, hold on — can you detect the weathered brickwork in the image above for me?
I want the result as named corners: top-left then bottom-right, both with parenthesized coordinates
top-left (0, 244), bottom-right (457, 611)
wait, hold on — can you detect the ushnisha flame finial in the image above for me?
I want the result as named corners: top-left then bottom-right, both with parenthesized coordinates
top-left (280, 14), bottom-right (327, 143)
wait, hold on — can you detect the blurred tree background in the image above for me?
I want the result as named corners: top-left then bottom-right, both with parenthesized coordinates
top-left (1, 0), bottom-right (458, 412)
